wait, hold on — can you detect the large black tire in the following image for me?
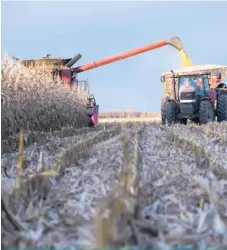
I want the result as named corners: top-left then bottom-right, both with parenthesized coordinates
top-left (217, 92), bottom-right (227, 122)
top-left (178, 118), bottom-right (187, 125)
top-left (161, 98), bottom-right (167, 125)
top-left (191, 117), bottom-right (199, 124)
top-left (166, 101), bottom-right (176, 125)
top-left (199, 100), bottom-right (214, 124)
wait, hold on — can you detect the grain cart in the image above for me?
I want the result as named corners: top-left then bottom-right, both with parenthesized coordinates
top-left (20, 36), bottom-right (191, 126)
top-left (161, 65), bottom-right (227, 125)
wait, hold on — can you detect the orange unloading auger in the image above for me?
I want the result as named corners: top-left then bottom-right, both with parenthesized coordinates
top-left (73, 36), bottom-right (192, 73)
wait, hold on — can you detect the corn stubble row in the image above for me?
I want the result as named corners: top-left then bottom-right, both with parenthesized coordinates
top-left (2, 124), bottom-right (109, 154)
top-left (164, 123), bottom-right (227, 178)
top-left (1, 119), bottom-right (227, 249)
top-left (1, 123), bottom-right (122, 248)
top-left (2, 122), bottom-right (158, 249)
top-left (1, 53), bottom-right (90, 143)
top-left (139, 123), bottom-right (227, 249)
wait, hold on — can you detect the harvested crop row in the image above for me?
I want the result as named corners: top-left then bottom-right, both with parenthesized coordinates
top-left (1, 123), bottom-right (115, 154)
top-left (136, 123), bottom-right (227, 249)
top-left (2, 122), bottom-right (227, 249)
top-left (2, 122), bottom-right (144, 249)
top-left (188, 122), bottom-right (227, 144)
top-left (1, 54), bottom-right (90, 141)
top-left (1, 123), bottom-right (120, 194)
top-left (2, 124), bottom-right (122, 247)
top-left (165, 123), bottom-right (227, 179)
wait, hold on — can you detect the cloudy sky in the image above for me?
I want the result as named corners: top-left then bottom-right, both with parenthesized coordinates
top-left (2, 1), bottom-right (227, 112)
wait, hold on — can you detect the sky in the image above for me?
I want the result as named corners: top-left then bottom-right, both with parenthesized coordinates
top-left (1, 1), bottom-right (227, 112)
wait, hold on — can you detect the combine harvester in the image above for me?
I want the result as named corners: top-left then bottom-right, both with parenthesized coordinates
top-left (20, 36), bottom-right (227, 126)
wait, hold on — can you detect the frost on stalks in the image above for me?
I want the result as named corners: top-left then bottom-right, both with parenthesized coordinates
top-left (1, 53), bottom-right (90, 141)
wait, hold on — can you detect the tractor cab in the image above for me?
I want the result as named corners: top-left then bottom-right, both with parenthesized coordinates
top-left (161, 64), bottom-right (227, 125)
top-left (178, 75), bottom-right (209, 97)
top-left (86, 94), bottom-right (99, 126)
top-left (177, 74), bottom-right (211, 117)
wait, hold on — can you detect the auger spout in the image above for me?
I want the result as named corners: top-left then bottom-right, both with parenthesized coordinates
top-left (73, 36), bottom-right (192, 73)
top-left (74, 39), bottom-right (168, 73)
top-left (166, 36), bottom-right (192, 66)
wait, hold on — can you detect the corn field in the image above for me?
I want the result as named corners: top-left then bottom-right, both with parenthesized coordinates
top-left (1, 53), bottom-right (90, 143)
top-left (1, 54), bottom-right (227, 249)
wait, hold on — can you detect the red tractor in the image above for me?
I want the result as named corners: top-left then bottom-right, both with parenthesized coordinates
top-left (160, 65), bottom-right (227, 125)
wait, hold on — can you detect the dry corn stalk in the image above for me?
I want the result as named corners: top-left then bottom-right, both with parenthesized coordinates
top-left (14, 131), bottom-right (24, 200)
top-left (1, 53), bottom-right (90, 144)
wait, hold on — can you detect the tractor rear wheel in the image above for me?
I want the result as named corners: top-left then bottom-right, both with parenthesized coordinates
top-left (199, 100), bottom-right (214, 124)
top-left (166, 101), bottom-right (176, 125)
top-left (161, 98), bottom-right (167, 125)
top-left (217, 92), bottom-right (227, 122)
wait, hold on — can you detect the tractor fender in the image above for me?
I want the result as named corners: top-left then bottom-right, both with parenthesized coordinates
top-left (201, 97), bottom-right (213, 104)
top-left (166, 98), bottom-right (175, 103)
top-left (215, 83), bottom-right (227, 95)
top-left (165, 96), bottom-right (171, 101)
top-left (161, 96), bottom-right (170, 106)
top-left (217, 89), bottom-right (227, 95)
top-left (216, 83), bottom-right (227, 89)
top-left (201, 97), bottom-right (210, 100)
top-left (201, 97), bottom-right (212, 103)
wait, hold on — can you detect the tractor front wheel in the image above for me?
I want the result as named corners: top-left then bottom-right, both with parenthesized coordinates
top-left (217, 92), bottom-right (227, 122)
top-left (191, 117), bottom-right (199, 124)
top-left (178, 118), bottom-right (187, 125)
top-left (161, 98), bottom-right (167, 125)
top-left (199, 100), bottom-right (214, 124)
top-left (166, 101), bottom-right (176, 125)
